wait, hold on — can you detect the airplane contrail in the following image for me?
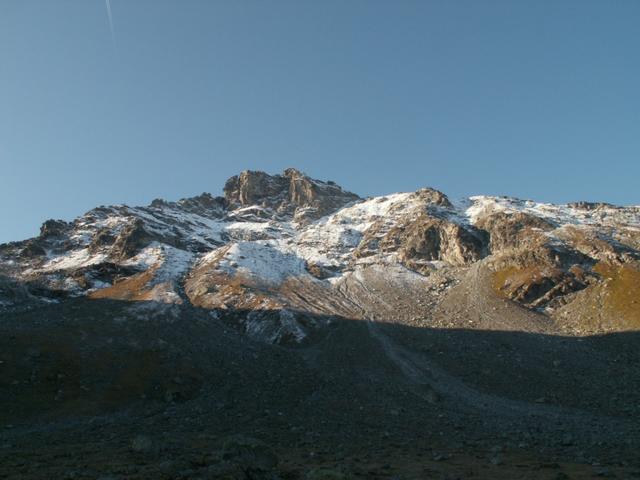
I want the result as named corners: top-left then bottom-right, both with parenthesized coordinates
top-left (105, 0), bottom-right (116, 48)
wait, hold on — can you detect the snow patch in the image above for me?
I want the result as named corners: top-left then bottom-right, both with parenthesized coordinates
top-left (39, 249), bottom-right (108, 272)
top-left (295, 192), bottom-right (420, 270)
top-left (464, 196), bottom-right (640, 228)
top-left (124, 242), bottom-right (195, 283)
top-left (214, 240), bottom-right (308, 286)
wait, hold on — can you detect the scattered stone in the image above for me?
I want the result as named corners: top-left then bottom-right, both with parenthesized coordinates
top-left (130, 435), bottom-right (156, 454)
top-left (306, 468), bottom-right (353, 480)
top-left (221, 435), bottom-right (278, 473)
top-left (561, 433), bottom-right (574, 446)
top-left (26, 348), bottom-right (41, 359)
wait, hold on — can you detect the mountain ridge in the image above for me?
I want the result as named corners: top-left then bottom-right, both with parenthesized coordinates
top-left (2, 167), bottom-right (640, 342)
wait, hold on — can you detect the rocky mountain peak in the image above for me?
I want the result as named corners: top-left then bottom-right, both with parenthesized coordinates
top-left (223, 168), bottom-right (359, 222)
top-left (414, 187), bottom-right (453, 208)
top-left (39, 219), bottom-right (72, 239)
top-left (223, 170), bottom-right (285, 207)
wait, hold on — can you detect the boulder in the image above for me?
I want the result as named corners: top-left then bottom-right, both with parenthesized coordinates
top-left (219, 435), bottom-right (279, 477)
top-left (306, 468), bottom-right (353, 480)
top-left (130, 435), bottom-right (157, 454)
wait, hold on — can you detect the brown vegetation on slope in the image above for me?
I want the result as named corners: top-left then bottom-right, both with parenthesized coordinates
top-left (592, 262), bottom-right (640, 329)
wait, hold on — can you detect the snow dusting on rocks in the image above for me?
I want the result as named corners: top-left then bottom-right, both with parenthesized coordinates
top-left (2, 168), bottom-right (640, 343)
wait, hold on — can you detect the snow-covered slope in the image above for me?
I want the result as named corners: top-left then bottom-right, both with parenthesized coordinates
top-left (465, 195), bottom-right (640, 229)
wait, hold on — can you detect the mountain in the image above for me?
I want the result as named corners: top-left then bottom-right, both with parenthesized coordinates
top-left (2, 168), bottom-right (639, 339)
top-left (1, 169), bottom-right (640, 478)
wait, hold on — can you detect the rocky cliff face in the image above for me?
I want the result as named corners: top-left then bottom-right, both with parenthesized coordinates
top-left (1, 168), bottom-right (640, 342)
top-left (223, 168), bottom-right (359, 223)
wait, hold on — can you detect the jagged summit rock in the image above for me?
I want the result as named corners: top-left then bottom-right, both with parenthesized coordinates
top-left (151, 192), bottom-right (227, 218)
top-left (39, 219), bottom-right (71, 239)
top-left (223, 168), bottom-right (360, 222)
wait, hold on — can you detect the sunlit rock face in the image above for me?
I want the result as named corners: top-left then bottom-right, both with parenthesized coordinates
top-left (223, 168), bottom-right (360, 223)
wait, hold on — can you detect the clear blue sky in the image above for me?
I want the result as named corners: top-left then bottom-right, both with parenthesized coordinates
top-left (1, 1), bottom-right (639, 242)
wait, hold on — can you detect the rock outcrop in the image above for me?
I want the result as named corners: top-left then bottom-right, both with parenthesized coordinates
top-left (475, 212), bottom-right (555, 253)
top-left (224, 168), bottom-right (359, 222)
top-left (375, 214), bottom-right (486, 269)
top-left (39, 219), bottom-right (71, 238)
